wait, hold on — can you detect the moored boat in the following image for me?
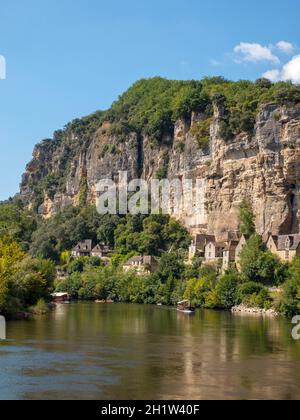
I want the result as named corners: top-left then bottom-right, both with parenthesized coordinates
top-left (177, 300), bottom-right (195, 314)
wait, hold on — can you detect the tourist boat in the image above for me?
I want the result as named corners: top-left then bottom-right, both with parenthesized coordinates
top-left (51, 292), bottom-right (71, 304)
top-left (177, 300), bottom-right (196, 314)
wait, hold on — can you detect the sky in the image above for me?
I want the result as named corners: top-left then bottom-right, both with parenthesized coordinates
top-left (0, 0), bottom-right (299, 200)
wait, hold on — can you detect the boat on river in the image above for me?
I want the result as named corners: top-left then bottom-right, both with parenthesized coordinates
top-left (177, 300), bottom-right (195, 314)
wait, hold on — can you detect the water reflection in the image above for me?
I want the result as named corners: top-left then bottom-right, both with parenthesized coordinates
top-left (0, 303), bottom-right (299, 400)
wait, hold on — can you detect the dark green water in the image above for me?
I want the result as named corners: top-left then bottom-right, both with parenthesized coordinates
top-left (0, 302), bottom-right (300, 400)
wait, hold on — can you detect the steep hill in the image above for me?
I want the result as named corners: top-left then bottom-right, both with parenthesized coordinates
top-left (19, 77), bottom-right (300, 239)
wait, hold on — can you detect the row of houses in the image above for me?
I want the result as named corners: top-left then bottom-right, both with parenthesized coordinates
top-left (71, 230), bottom-right (300, 277)
top-left (72, 240), bottom-right (158, 275)
top-left (189, 232), bottom-right (300, 270)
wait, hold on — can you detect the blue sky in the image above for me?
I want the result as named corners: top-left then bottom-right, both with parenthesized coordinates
top-left (0, 0), bottom-right (299, 200)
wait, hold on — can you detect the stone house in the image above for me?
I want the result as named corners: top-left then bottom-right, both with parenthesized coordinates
top-left (91, 244), bottom-right (111, 258)
top-left (205, 241), bottom-right (226, 264)
top-left (188, 234), bottom-right (216, 262)
top-left (123, 256), bottom-right (158, 275)
top-left (266, 234), bottom-right (300, 262)
top-left (72, 240), bottom-right (111, 259)
top-left (71, 240), bottom-right (93, 258)
top-left (223, 241), bottom-right (239, 271)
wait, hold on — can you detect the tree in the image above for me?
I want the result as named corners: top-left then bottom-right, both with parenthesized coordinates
top-left (255, 78), bottom-right (272, 89)
top-left (11, 257), bottom-right (47, 306)
top-left (239, 200), bottom-right (256, 237)
top-left (154, 252), bottom-right (185, 284)
top-left (215, 272), bottom-right (240, 309)
top-left (280, 258), bottom-right (300, 317)
top-left (0, 238), bottom-right (25, 312)
top-left (239, 235), bottom-right (280, 285)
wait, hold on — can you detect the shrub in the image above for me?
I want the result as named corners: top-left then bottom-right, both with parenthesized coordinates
top-left (239, 200), bottom-right (256, 237)
top-left (189, 118), bottom-right (212, 150)
top-left (236, 281), bottom-right (265, 304)
top-left (255, 78), bottom-right (272, 89)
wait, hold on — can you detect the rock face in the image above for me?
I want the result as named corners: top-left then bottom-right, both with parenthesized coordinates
top-left (20, 101), bottom-right (300, 239)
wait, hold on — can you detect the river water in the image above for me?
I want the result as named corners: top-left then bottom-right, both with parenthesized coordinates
top-left (0, 302), bottom-right (300, 400)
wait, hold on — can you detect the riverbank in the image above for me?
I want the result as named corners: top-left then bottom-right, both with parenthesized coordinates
top-left (231, 304), bottom-right (280, 317)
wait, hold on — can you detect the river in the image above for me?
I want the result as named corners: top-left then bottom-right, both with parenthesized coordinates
top-left (0, 302), bottom-right (300, 400)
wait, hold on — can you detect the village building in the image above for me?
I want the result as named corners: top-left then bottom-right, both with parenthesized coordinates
top-left (266, 234), bottom-right (300, 262)
top-left (188, 234), bottom-right (216, 262)
top-left (91, 244), bottom-right (111, 258)
top-left (204, 241), bottom-right (226, 264)
top-left (123, 256), bottom-right (158, 275)
top-left (235, 235), bottom-right (249, 270)
top-left (72, 240), bottom-right (111, 259)
top-left (71, 240), bottom-right (93, 258)
top-left (223, 240), bottom-right (239, 271)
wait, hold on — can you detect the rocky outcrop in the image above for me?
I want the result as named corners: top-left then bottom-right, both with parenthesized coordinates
top-left (20, 100), bottom-right (300, 240)
top-left (231, 305), bottom-right (279, 317)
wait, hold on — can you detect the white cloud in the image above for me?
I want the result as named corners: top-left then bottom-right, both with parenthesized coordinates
top-left (234, 42), bottom-right (280, 64)
top-left (263, 55), bottom-right (300, 84)
top-left (276, 41), bottom-right (294, 54)
top-left (210, 59), bottom-right (221, 66)
top-left (262, 69), bottom-right (281, 82)
top-left (282, 55), bottom-right (300, 83)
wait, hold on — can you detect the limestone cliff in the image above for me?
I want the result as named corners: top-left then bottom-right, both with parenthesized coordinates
top-left (20, 79), bottom-right (300, 239)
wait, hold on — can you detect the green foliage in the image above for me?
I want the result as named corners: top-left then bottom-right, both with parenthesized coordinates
top-left (107, 78), bottom-right (210, 143)
top-left (79, 176), bottom-right (88, 207)
top-left (189, 118), bottom-right (213, 150)
top-left (280, 258), bottom-right (300, 316)
top-left (0, 201), bottom-right (37, 249)
top-left (0, 237), bottom-right (55, 316)
top-left (255, 78), bottom-right (272, 89)
top-left (56, 265), bottom-right (161, 305)
top-left (154, 252), bottom-right (185, 284)
top-left (30, 206), bottom-right (119, 261)
top-left (114, 214), bottom-right (190, 256)
top-left (215, 272), bottom-right (240, 309)
top-left (236, 281), bottom-right (272, 309)
top-left (30, 298), bottom-right (49, 315)
top-left (239, 200), bottom-right (256, 237)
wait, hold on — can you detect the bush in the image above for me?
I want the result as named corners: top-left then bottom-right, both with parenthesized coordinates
top-left (255, 78), bottom-right (272, 89)
top-left (236, 281), bottom-right (265, 303)
top-left (30, 298), bottom-right (49, 315)
top-left (243, 289), bottom-right (272, 309)
top-left (189, 118), bottom-right (212, 149)
top-left (280, 258), bottom-right (300, 316)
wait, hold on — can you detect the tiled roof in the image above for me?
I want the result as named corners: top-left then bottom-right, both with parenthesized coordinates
top-left (277, 234), bottom-right (300, 251)
top-left (224, 241), bottom-right (239, 251)
top-left (73, 240), bottom-right (93, 252)
top-left (92, 244), bottom-right (110, 253)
